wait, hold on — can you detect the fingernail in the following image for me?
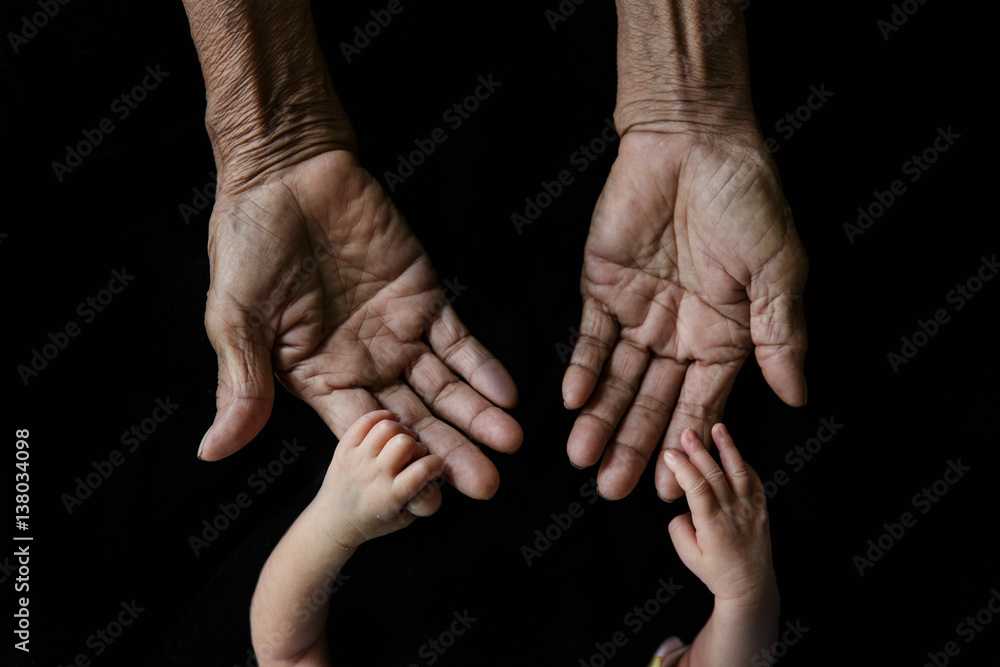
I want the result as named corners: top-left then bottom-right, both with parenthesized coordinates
top-left (196, 430), bottom-right (209, 460)
top-left (650, 637), bottom-right (687, 664)
top-left (656, 489), bottom-right (677, 503)
top-left (658, 636), bottom-right (683, 653)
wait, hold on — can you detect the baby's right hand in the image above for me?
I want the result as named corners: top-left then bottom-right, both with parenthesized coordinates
top-left (663, 424), bottom-right (777, 606)
top-left (317, 410), bottom-right (445, 550)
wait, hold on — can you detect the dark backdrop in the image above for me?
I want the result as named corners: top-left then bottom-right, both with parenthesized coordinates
top-left (3, 1), bottom-right (997, 665)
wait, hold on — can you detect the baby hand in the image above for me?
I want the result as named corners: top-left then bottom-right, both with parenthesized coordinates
top-left (663, 424), bottom-right (776, 606)
top-left (317, 410), bottom-right (444, 550)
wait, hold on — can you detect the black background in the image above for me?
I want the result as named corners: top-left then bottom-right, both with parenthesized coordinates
top-left (3, 0), bottom-right (997, 665)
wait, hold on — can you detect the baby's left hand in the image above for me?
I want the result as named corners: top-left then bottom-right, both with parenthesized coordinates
top-left (317, 410), bottom-right (445, 550)
top-left (663, 424), bottom-right (776, 606)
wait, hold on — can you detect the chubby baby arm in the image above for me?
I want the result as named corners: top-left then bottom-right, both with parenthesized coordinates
top-left (250, 410), bottom-right (443, 666)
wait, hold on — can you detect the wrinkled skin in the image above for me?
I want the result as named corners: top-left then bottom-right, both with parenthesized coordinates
top-left (563, 130), bottom-right (808, 501)
top-left (200, 151), bottom-right (522, 500)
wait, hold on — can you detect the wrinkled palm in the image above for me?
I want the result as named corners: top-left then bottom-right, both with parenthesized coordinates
top-left (563, 131), bottom-right (808, 500)
top-left (201, 151), bottom-right (521, 499)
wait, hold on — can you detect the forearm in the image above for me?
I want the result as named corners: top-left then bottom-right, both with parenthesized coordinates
top-left (182, 0), bottom-right (355, 190)
top-left (678, 590), bottom-right (780, 667)
top-left (250, 502), bottom-right (355, 666)
top-left (614, 0), bottom-right (758, 136)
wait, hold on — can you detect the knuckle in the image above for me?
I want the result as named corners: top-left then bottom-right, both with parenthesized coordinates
top-left (674, 400), bottom-right (721, 426)
top-left (392, 433), bottom-right (416, 451)
top-left (703, 468), bottom-right (727, 485)
top-left (610, 439), bottom-right (651, 466)
top-left (372, 419), bottom-right (403, 440)
top-left (688, 476), bottom-right (712, 497)
top-left (631, 392), bottom-right (673, 416)
top-left (750, 491), bottom-right (769, 512)
top-left (578, 332), bottom-right (612, 354)
top-left (728, 462), bottom-right (749, 478)
top-left (439, 331), bottom-right (474, 366)
top-left (579, 410), bottom-right (617, 437)
top-left (600, 374), bottom-right (639, 396)
top-left (432, 378), bottom-right (464, 409)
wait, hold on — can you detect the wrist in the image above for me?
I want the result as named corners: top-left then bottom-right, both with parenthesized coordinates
top-left (204, 73), bottom-right (352, 192)
top-left (714, 577), bottom-right (780, 615)
top-left (613, 0), bottom-right (758, 138)
top-left (184, 0), bottom-right (355, 192)
top-left (303, 500), bottom-right (364, 553)
top-left (613, 87), bottom-right (759, 140)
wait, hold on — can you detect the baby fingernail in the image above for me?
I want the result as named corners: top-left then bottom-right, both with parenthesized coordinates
top-left (654, 636), bottom-right (685, 658)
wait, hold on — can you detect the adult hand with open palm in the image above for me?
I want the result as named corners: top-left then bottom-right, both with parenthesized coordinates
top-left (563, 0), bottom-right (810, 501)
top-left (183, 0), bottom-right (520, 499)
top-left (563, 130), bottom-right (808, 501)
top-left (199, 150), bottom-right (521, 499)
